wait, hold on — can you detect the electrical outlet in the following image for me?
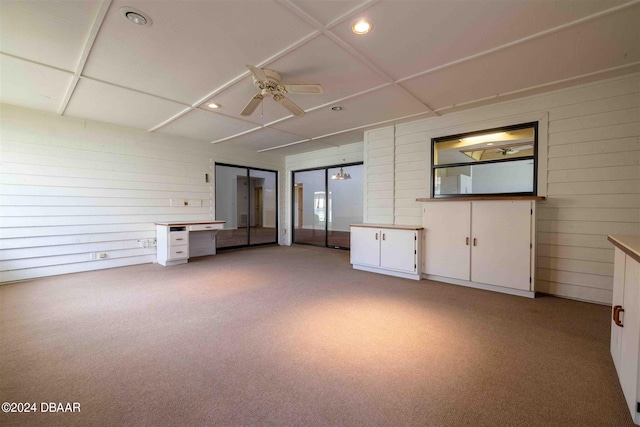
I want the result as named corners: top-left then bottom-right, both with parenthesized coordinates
top-left (98, 253), bottom-right (107, 259)
top-left (149, 238), bottom-right (157, 247)
top-left (89, 252), bottom-right (97, 260)
top-left (282, 228), bottom-right (287, 235)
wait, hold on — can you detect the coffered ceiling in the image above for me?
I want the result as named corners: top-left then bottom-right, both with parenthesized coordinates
top-left (1, 0), bottom-right (638, 156)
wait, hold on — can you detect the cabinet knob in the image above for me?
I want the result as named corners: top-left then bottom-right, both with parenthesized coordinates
top-left (613, 305), bottom-right (624, 327)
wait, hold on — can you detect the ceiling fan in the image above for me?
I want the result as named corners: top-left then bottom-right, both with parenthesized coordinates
top-left (240, 65), bottom-right (323, 118)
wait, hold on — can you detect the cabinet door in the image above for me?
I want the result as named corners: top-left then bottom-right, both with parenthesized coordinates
top-left (350, 227), bottom-right (380, 267)
top-left (380, 229), bottom-right (416, 273)
top-left (422, 202), bottom-right (471, 280)
top-left (619, 255), bottom-right (640, 421)
top-left (611, 248), bottom-right (626, 372)
top-left (471, 201), bottom-right (531, 290)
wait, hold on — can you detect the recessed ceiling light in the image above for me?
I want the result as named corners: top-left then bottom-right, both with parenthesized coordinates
top-left (120, 7), bottom-right (152, 26)
top-left (331, 106), bottom-right (343, 111)
top-left (352, 19), bottom-right (372, 35)
top-left (486, 143), bottom-right (494, 146)
top-left (207, 102), bottom-right (221, 109)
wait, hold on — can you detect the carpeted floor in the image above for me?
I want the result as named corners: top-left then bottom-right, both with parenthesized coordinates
top-left (0, 245), bottom-right (633, 426)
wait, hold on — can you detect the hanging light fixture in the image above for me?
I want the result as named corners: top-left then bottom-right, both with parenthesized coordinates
top-left (331, 167), bottom-right (351, 180)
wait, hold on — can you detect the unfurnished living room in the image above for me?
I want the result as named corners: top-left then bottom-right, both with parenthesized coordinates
top-left (0, 1), bottom-right (639, 426)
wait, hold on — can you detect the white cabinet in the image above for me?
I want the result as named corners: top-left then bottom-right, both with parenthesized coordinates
top-left (350, 225), bottom-right (422, 280)
top-left (157, 225), bottom-right (189, 266)
top-left (422, 200), bottom-right (536, 297)
top-left (609, 236), bottom-right (640, 425)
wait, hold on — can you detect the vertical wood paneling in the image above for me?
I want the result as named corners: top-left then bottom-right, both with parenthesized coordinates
top-left (364, 129), bottom-right (394, 224)
top-left (366, 73), bottom-right (640, 304)
top-left (0, 105), bottom-right (283, 282)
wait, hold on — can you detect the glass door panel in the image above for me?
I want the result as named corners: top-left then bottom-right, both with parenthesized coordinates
top-left (327, 165), bottom-right (363, 249)
top-left (293, 169), bottom-right (326, 246)
top-left (249, 169), bottom-right (277, 245)
top-left (215, 165), bottom-right (249, 248)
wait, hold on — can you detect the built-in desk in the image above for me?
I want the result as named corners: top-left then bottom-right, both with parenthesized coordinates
top-left (155, 221), bottom-right (226, 266)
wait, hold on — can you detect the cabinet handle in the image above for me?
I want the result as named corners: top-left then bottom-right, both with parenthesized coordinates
top-left (473, 238), bottom-right (477, 246)
top-left (465, 237), bottom-right (469, 246)
top-left (613, 305), bottom-right (624, 327)
top-left (205, 226), bottom-right (211, 229)
top-left (375, 233), bottom-right (378, 240)
top-left (176, 251), bottom-right (184, 254)
top-left (382, 233), bottom-right (386, 240)
top-left (176, 238), bottom-right (184, 241)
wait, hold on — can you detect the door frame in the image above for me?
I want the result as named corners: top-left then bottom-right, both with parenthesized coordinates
top-left (215, 162), bottom-right (278, 250)
top-left (291, 162), bottom-right (363, 251)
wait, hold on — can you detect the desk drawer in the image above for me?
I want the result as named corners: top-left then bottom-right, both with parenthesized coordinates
top-left (169, 246), bottom-right (188, 260)
top-left (189, 223), bottom-right (223, 231)
top-left (170, 231), bottom-right (188, 245)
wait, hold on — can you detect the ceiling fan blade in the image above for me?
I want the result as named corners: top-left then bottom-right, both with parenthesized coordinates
top-left (240, 94), bottom-right (263, 116)
top-left (277, 95), bottom-right (304, 117)
top-left (283, 84), bottom-right (323, 95)
top-left (246, 65), bottom-right (267, 82)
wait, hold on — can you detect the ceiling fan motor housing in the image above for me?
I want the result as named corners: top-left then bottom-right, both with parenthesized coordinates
top-left (253, 68), bottom-right (282, 91)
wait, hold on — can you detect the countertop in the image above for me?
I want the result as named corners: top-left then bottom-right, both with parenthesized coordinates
top-left (155, 221), bottom-right (226, 226)
top-left (351, 223), bottom-right (424, 230)
top-left (608, 235), bottom-right (640, 264)
top-left (416, 196), bottom-right (546, 202)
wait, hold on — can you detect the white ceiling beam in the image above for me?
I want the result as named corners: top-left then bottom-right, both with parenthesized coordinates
top-left (433, 61), bottom-right (640, 113)
top-left (58, 0), bottom-right (112, 115)
top-left (278, 0), bottom-right (437, 115)
top-left (396, 0), bottom-right (640, 85)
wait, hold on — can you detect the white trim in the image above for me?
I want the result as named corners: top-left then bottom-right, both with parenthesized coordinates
top-left (353, 264), bottom-right (421, 281)
top-left (423, 274), bottom-right (536, 298)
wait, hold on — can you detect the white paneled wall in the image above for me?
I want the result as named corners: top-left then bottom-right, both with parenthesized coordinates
top-left (364, 74), bottom-right (639, 304)
top-left (0, 105), bottom-right (282, 282)
top-left (284, 142), bottom-right (364, 244)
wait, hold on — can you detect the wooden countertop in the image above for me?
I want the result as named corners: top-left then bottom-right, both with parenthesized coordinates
top-left (416, 196), bottom-right (546, 202)
top-left (608, 235), bottom-right (640, 264)
top-left (155, 221), bottom-right (226, 226)
top-left (351, 223), bottom-right (424, 230)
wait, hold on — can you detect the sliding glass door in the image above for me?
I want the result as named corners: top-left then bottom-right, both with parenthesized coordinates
top-left (292, 169), bottom-right (326, 246)
top-left (327, 165), bottom-right (363, 248)
top-left (215, 164), bottom-right (278, 249)
top-left (292, 163), bottom-right (363, 249)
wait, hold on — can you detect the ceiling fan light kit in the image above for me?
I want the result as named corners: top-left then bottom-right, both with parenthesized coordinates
top-left (240, 65), bottom-right (323, 118)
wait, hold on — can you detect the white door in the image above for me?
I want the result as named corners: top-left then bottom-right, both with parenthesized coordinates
top-left (611, 248), bottom-right (626, 372)
top-left (423, 202), bottom-right (471, 280)
top-left (619, 255), bottom-right (640, 421)
top-left (380, 229), bottom-right (416, 273)
top-left (350, 227), bottom-right (380, 267)
top-left (471, 201), bottom-right (531, 290)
